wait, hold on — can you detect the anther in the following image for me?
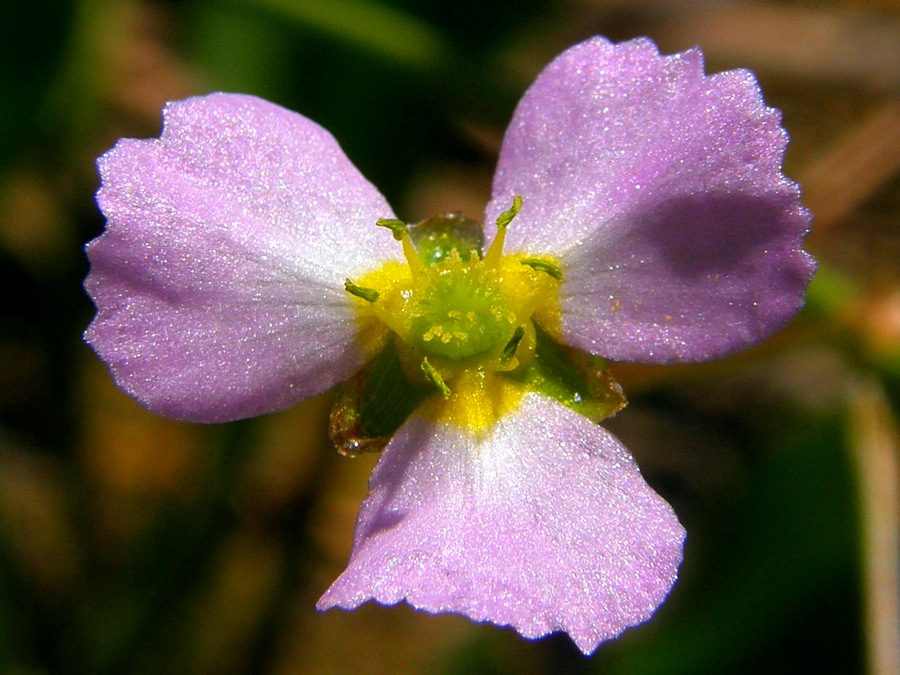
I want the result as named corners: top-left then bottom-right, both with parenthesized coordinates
top-left (521, 257), bottom-right (563, 281)
top-left (421, 358), bottom-right (452, 399)
top-left (344, 279), bottom-right (380, 303)
top-left (500, 325), bottom-right (526, 365)
top-left (495, 195), bottom-right (523, 230)
top-left (376, 219), bottom-right (408, 240)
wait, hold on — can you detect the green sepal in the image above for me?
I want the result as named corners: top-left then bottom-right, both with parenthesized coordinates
top-left (408, 213), bottom-right (484, 265)
top-left (507, 326), bottom-right (627, 422)
top-left (329, 338), bottom-right (430, 456)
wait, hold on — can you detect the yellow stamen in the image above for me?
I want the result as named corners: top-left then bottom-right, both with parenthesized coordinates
top-left (483, 195), bottom-right (522, 268)
top-left (377, 218), bottom-right (428, 279)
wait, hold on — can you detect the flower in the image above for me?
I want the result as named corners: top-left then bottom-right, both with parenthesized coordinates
top-left (84, 36), bottom-right (814, 654)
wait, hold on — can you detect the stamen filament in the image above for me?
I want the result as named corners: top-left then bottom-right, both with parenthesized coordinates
top-left (344, 279), bottom-right (380, 303)
top-left (421, 358), bottom-right (452, 399)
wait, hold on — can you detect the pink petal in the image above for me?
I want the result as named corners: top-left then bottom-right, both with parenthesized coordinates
top-left (85, 93), bottom-right (399, 422)
top-left (485, 37), bottom-right (814, 363)
top-left (317, 393), bottom-right (685, 654)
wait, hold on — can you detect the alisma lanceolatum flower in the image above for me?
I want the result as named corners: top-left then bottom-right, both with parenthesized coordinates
top-left (84, 37), bottom-right (814, 654)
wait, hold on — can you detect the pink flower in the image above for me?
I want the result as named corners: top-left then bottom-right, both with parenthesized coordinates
top-left (84, 37), bottom-right (814, 653)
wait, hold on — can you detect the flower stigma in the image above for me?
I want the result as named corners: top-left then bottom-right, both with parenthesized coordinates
top-left (344, 197), bottom-right (565, 431)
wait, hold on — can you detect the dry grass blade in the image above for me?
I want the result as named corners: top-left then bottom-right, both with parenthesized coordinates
top-left (848, 378), bottom-right (900, 675)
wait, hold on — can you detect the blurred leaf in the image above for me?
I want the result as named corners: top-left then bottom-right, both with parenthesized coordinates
top-left (0, 0), bottom-right (75, 166)
top-left (190, 1), bottom-right (293, 98)
top-left (240, 0), bottom-right (451, 71)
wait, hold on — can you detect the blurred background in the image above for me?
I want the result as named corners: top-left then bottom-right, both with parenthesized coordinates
top-left (1, 0), bottom-right (898, 673)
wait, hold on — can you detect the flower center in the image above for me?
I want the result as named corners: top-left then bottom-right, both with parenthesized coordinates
top-left (345, 197), bottom-right (562, 415)
top-left (411, 250), bottom-right (511, 359)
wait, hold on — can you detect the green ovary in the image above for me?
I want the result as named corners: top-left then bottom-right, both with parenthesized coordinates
top-left (411, 271), bottom-right (511, 360)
